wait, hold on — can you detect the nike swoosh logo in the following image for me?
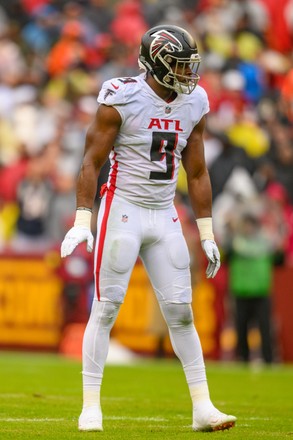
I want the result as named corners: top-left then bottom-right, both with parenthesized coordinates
top-left (172, 217), bottom-right (179, 222)
top-left (111, 83), bottom-right (119, 90)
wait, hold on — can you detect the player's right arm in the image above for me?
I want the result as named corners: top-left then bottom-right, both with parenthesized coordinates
top-left (76, 104), bottom-right (121, 208)
top-left (61, 104), bottom-right (121, 258)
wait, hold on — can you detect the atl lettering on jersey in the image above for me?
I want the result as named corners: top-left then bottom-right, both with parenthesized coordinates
top-left (148, 118), bottom-right (183, 131)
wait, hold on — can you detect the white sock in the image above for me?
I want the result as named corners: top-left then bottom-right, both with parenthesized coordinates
top-left (81, 300), bottom-right (120, 409)
top-left (82, 388), bottom-right (101, 409)
top-left (159, 303), bottom-right (211, 403)
top-left (190, 381), bottom-right (215, 413)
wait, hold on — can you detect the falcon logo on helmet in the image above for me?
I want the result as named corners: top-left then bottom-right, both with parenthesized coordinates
top-left (150, 30), bottom-right (183, 61)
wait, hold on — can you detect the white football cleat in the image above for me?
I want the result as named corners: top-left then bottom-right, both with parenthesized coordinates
top-left (78, 405), bottom-right (103, 431)
top-left (192, 408), bottom-right (236, 432)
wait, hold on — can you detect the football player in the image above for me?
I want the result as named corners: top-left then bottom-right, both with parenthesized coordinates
top-left (61, 24), bottom-right (236, 432)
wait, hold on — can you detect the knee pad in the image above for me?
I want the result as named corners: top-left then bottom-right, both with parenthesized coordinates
top-left (160, 303), bottom-right (194, 329)
top-left (89, 300), bottom-right (120, 329)
top-left (100, 284), bottom-right (126, 303)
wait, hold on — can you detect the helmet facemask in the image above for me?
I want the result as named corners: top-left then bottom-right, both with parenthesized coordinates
top-left (154, 52), bottom-right (201, 95)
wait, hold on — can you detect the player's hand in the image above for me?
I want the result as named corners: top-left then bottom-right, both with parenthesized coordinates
top-left (201, 240), bottom-right (221, 279)
top-left (61, 226), bottom-right (94, 258)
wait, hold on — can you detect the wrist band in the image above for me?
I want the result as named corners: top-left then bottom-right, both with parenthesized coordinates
top-left (74, 209), bottom-right (92, 229)
top-left (76, 206), bottom-right (93, 213)
top-left (196, 217), bottom-right (214, 241)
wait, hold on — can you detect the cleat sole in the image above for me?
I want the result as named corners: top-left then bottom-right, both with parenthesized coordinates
top-left (212, 421), bottom-right (236, 431)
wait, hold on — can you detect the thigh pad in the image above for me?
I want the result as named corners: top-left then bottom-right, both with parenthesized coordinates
top-left (166, 233), bottom-right (190, 269)
top-left (106, 233), bottom-right (139, 273)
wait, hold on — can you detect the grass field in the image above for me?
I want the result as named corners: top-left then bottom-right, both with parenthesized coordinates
top-left (0, 352), bottom-right (292, 440)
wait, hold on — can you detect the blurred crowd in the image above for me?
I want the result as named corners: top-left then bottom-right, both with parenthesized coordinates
top-left (0, 0), bottom-right (293, 269)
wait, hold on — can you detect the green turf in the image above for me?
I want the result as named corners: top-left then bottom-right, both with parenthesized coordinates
top-left (0, 352), bottom-right (292, 439)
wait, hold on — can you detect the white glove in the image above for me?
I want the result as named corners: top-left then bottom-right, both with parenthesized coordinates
top-left (61, 226), bottom-right (94, 258)
top-left (201, 240), bottom-right (221, 279)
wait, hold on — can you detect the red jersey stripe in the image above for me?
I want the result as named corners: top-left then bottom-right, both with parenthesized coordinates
top-left (95, 154), bottom-right (118, 300)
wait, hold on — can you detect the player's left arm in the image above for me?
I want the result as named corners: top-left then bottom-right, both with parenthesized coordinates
top-left (181, 116), bottom-right (220, 278)
top-left (181, 116), bottom-right (211, 218)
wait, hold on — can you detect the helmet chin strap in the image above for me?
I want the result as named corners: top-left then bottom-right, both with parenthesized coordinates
top-left (152, 65), bottom-right (164, 79)
top-left (152, 65), bottom-right (174, 90)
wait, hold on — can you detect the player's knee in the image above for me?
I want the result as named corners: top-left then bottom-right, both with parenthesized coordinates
top-left (100, 284), bottom-right (126, 303)
top-left (155, 276), bottom-right (192, 304)
top-left (90, 300), bottom-right (120, 328)
top-left (101, 301), bottom-right (120, 327)
top-left (160, 303), bottom-right (194, 329)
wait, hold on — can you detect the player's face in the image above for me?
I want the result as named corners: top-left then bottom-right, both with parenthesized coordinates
top-left (166, 55), bottom-right (200, 94)
top-left (175, 62), bottom-right (192, 83)
top-left (170, 61), bottom-right (194, 85)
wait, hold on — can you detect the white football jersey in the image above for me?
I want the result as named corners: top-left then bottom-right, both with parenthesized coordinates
top-left (97, 73), bottom-right (209, 209)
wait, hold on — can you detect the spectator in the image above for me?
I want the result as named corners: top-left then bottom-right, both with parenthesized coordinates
top-left (262, 183), bottom-right (293, 267)
top-left (83, 0), bottom-right (114, 34)
top-left (208, 133), bottom-right (255, 201)
top-left (110, 0), bottom-right (148, 48)
top-left (10, 152), bottom-right (54, 253)
top-left (21, 5), bottom-right (60, 55)
top-left (223, 212), bottom-right (276, 364)
top-left (46, 20), bottom-right (87, 77)
top-left (280, 68), bottom-right (293, 122)
top-left (269, 124), bottom-right (293, 204)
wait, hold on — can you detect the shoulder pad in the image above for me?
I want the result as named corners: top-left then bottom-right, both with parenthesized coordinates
top-left (194, 84), bottom-right (208, 101)
top-left (191, 85), bottom-right (210, 114)
top-left (97, 76), bottom-right (140, 107)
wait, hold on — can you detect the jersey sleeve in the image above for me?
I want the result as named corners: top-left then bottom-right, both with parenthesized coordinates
top-left (97, 77), bottom-right (139, 123)
top-left (195, 85), bottom-right (210, 117)
top-left (97, 79), bottom-right (126, 106)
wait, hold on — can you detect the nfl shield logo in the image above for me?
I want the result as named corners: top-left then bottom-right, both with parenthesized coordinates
top-left (121, 214), bottom-right (128, 223)
top-left (165, 106), bottom-right (171, 114)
